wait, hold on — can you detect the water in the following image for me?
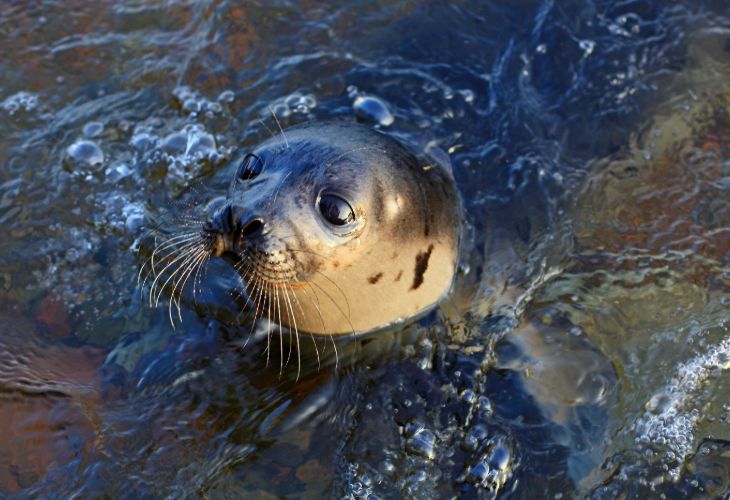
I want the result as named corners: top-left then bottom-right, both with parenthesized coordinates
top-left (1, 0), bottom-right (730, 497)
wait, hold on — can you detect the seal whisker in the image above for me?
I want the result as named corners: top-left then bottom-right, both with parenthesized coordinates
top-left (297, 280), bottom-right (339, 369)
top-left (258, 117), bottom-right (278, 143)
top-left (307, 279), bottom-right (356, 337)
top-left (271, 170), bottom-right (293, 207)
top-left (138, 233), bottom-right (200, 288)
top-left (289, 281), bottom-right (323, 371)
top-left (242, 270), bottom-right (267, 350)
top-left (191, 245), bottom-right (211, 303)
top-left (150, 240), bottom-right (204, 308)
top-left (274, 283), bottom-right (284, 374)
top-left (268, 105), bottom-right (289, 149)
top-left (171, 247), bottom-right (209, 323)
top-left (311, 269), bottom-right (351, 320)
top-left (147, 241), bottom-right (201, 307)
top-left (167, 245), bottom-right (208, 325)
top-left (264, 280), bottom-right (274, 367)
top-left (281, 282), bottom-right (301, 380)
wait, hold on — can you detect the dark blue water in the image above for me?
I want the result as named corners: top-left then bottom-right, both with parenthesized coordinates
top-left (1, 0), bottom-right (730, 497)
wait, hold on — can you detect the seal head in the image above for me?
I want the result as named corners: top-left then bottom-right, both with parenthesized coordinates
top-left (206, 121), bottom-right (460, 335)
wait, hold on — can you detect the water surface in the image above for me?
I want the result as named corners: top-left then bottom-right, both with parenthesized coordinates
top-left (1, 0), bottom-right (730, 497)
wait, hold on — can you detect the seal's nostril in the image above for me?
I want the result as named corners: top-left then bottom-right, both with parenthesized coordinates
top-left (241, 219), bottom-right (264, 238)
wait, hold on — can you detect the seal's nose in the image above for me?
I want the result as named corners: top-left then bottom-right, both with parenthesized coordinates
top-left (207, 203), bottom-right (265, 256)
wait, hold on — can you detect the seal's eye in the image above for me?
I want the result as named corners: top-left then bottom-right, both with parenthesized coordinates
top-left (237, 153), bottom-right (263, 180)
top-left (319, 194), bottom-right (355, 226)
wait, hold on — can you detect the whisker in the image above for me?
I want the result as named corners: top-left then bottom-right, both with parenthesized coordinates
top-left (165, 247), bottom-right (206, 325)
top-left (295, 279), bottom-right (337, 370)
top-left (281, 282), bottom-right (301, 380)
top-left (307, 279), bottom-right (356, 338)
top-left (258, 117), bottom-right (278, 143)
top-left (150, 241), bottom-right (204, 307)
top-left (138, 233), bottom-right (200, 288)
top-left (311, 269), bottom-right (351, 321)
top-left (288, 282), bottom-right (320, 371)
top-left (268, 105), bottom-right (289, 149)
top-left (171, 248), bottom-right (209, 324)
top-left (271, 170), bottom-right (293, 207)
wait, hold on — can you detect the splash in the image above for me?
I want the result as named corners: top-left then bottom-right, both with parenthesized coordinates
top-left (634, 332), bottom-right (730, 479)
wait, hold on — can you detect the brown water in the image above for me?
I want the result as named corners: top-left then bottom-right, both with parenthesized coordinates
top-left (1, 1), bottom-right (730, 497)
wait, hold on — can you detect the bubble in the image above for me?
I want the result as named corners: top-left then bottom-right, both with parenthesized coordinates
top-left (461, 388), bottom-right (477, 404)
top-left (184, 130), bottom-right (216, 157)
top-left (172, 85), bottom-right (228, 117)
top-left (105, 163), bottom-right (132, 183)
top-left (466, 461), bottom-right (490, 483)
top-left (405, 425), bottom-right (437, 460)
top-left (1, 91), bottom-right (39, 115)
top-left (67, 140), bottom-right (104, 166)
top-left (302, 94), bottom-right (317, 108)
top-left (536, 44), bottom-right (548, 54)
top-left (579, 40), bottom-right (595, 56)
top-left (217, 90), bottom-right (235, 103)
top-left (83, 121), bottom-right (104, 138)
top-left (488, 443), bottom-right (511, 471)
top-left (353, 95), bottom-right (394, 127)
top-left (459, 89), bottom-right (475, 103)
top-left (123, 202), bottom-right (145, 233)
top-left (271, 102), bottom-right (290, 118)
top-left (161, 132), bottom-right (188, 155)
top-left (130, 131), bottom-right (157, 151)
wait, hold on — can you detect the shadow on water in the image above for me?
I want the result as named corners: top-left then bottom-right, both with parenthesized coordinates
top-left (1, 0), bottom-right (730, 497)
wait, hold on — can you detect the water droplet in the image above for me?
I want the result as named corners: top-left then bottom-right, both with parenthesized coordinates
top-left (353, 95), bottom-right (394, 127)
top-left (67, 140), bottom-right (104, 166)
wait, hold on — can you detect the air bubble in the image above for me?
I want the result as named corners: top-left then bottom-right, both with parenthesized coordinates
top-left (82, 121), bottom-right (104, 138)
top-left (353, 95), bottom-right (394, 127)
top-left (1, 91), bottom-right (39, 115)
top-left (67, 140), bottom-right (104, 166)
top-left (405, 426), bottom-right (437, 460)
top-left (217, 90), bottom-right (235, 103)
top-left (459, 89), bottom-right (475, 103)
top-left (579, 40), bottom-right (595, 56)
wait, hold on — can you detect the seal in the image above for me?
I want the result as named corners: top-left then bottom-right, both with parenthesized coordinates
top-left (195, 120), bottom-right (462, 336)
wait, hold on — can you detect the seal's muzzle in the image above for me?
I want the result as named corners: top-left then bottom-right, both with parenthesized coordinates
top-left (206, 203), bottom-right (265, 257)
